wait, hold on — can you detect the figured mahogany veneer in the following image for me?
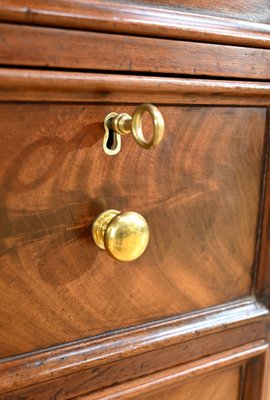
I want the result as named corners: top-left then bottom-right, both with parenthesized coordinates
top-left (0, 102), bottom-right (266, 357)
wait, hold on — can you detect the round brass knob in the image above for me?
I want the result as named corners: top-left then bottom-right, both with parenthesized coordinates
top-left (92, 210), bottom-right (150, 262)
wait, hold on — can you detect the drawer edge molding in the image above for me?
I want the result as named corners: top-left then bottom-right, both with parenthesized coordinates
top-left (1, 69), bottom-right (270, 105)
top-left (255, 111), bottom-right (270, 309)
top-left (1, 24), bottom-right (270, 80)
top-left (0, 0), bottom-right (270, 49)
top-left (0, 297), bottom-right (268, 395)
top-left (76, 341), bottom-right (268, 400)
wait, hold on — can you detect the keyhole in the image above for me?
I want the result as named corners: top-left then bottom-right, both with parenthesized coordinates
top-left (103, 116), bottom-right (121, 155)
top-left (106, 128), bottom-right (118, 151)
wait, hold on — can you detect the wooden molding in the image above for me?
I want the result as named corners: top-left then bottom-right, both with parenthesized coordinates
top-left (1, 69), bottom-right (270, 105)
top-left (0, 297), bottom-right (268, 397)
top-left (0, 24), bottom-right (270, 80)
top-left (0, 1), bottom-right (269, 49)
top-left (243, 347), bottom-right (270, 400)
top-left (264, 349), bottom-right (270, 400)
top-left (255, 110), bottom-right (270, 308)
top-left (77, 341), bottom-right (268, 400)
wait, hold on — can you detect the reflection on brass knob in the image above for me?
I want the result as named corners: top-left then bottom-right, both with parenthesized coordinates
top-left (92, 210), bottom-right (150, 262)
top-left (103, 104), bottom-right (165, 155)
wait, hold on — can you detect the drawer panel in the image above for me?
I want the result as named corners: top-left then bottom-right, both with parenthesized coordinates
top-left (0, 104), bottom-right (265, 357)
top-left (141, 367), bottom-right (241, 400)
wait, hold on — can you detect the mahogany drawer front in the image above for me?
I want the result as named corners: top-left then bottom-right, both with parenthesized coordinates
top-left (0, 103), bottom-right (266, 358)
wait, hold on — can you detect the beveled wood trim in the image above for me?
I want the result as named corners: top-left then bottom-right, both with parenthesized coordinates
top-left (2, 322), bottom-right (267, 399)
top-left (243, 349), bottom-right (269, 400)
top-left (1, 69), bottom-right (270, 105)
top-left (1, 24), bottom-right (270, 80)
top-left (0, 0), bottom-right (270, 49)
top-left (264, 349), bottom-right (270, 400)
top-left (255, 109), bottom-right (270, 308)
top-left (77, 341), bottom-right (268, 400)
top-left (0, 297), bottom-right (267, 395)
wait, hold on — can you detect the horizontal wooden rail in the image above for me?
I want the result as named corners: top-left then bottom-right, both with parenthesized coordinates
top-left (0, 1), bottom-right (270, 48)
top-left (1, 69), bottom-right (270, 105)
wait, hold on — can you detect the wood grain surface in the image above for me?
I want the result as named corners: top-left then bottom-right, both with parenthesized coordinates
top-left (0, 1), bottom-right (270, 48)
top-left (134, 0), bottom-right (270, 23)
top-left (266, 348), bottom-right (270, 400)
top-left (2, 70), bottom-right (270, 106)
top-left (256, 110), bottom-right (270, 309)
top-left (1, 23), bottom-right (270, 80)
top-left (0, 298), bottom-right (266, 397)
top-left (76, 342), bottom-right (266, 400)
top-left (0, 104), bottom-right (265, 358)
top-left (0, 2), bottom-right (269, 398)
top-left (243, 341), bottom-right (270, 400)
top-left (1, 339), bottom-right (266, 400)
top-left (137, 367), bottom-right (241, 400)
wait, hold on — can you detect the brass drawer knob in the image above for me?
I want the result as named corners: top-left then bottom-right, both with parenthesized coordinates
top-left (92, 210), bottom-right (150, 262)
top-left (104, 103), bottom-right (165, 155)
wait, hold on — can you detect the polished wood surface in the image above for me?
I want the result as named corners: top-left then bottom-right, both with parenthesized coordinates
top-left (256, 112), bottom-right (270, 309)
top-left (135, 0), bottom-right (270, 23)
top-left (0, 104), bottom-right (265, 357)
top-left (1, 24), bottom-right (270, 80)
top-left (1, 70), bottom-right (270, 106)
top-left (137, 368), bottom-right (240, 400)
top-left (0, 1), bottom-right (269, 399)
top-left (0, 298), bottom-right (266, 397)
top-left (266, 349), bottom-right (270, 400)
top-left (76, 343), bottom-right (266, 400)
top-left (0, 1), bottom-right (270, 48)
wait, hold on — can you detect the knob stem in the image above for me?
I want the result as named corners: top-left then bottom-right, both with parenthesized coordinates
top-left (92, 210), bottom-right (120, 249)
top-left (112, 114), bottom-right (132, 136)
